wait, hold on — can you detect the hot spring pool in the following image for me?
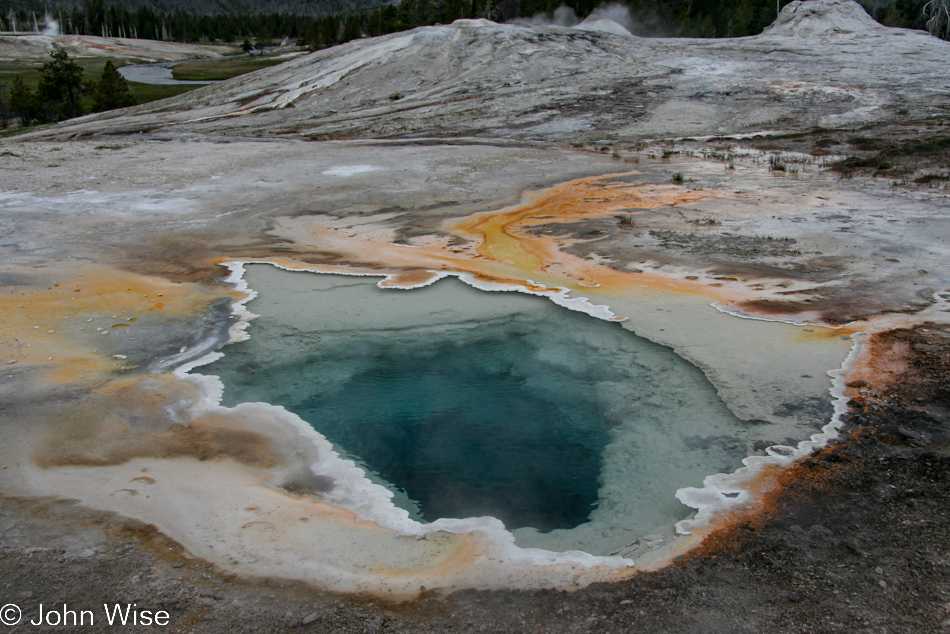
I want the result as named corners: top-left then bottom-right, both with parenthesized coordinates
top-left (204, 264), bottom-right (783, 555)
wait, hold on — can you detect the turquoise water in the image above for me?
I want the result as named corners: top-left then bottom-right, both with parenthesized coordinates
top-left (205, 265), bottom-right (760, 550)
top-left (252, 328), bottom-right (608, 531)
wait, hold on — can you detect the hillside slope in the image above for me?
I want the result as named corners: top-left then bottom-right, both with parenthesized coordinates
top-left (19, 0), bottom-right (950, 143)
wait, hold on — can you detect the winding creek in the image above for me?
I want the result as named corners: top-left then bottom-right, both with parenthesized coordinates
top-left (117, 50), bottom-right (278, 85)
top-left (118, 59), bottom-right (220, 85)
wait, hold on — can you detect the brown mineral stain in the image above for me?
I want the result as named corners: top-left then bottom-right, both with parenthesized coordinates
top-left (0, 264), bottom-right (236, 385)
top-left (844, 330), bottom-right (911, 397)
top-left (33, 382), bottom-right (281, 469)
top-left (0, 264), bottom-right (282, 474)
top-left (843, 323), bottom-right (950, 406)
top-left (671, 430), bottom-right (867, 566)
top-left (379, 269), bottom-right (443, 288)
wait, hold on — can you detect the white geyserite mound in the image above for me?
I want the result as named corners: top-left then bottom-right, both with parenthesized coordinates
top-left (762, 0), bottom-right (894, 38)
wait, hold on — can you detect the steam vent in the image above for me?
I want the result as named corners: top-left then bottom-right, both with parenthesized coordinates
top-left (1, 0), bottom-right (949, 630)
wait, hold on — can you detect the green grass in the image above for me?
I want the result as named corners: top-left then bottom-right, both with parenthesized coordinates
top-left (830, 135), bottom-right (950, 178)
top-left (0, 61), bottom-right (42, 88)
top-left (0, 57), bottom-right (145, 90)
top-left (170, 56), bottom-right (287, 81)
top-left (0, 57), bottom-right (203, 111)
top-left (125, 82), bottom-right (200, 104)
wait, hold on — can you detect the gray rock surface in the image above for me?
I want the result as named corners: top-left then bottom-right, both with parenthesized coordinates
top-left (19, 0), bottom-right (950, 144)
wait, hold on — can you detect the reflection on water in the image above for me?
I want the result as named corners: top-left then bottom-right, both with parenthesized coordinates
top-left (206, 264), bottom-right (764, 554)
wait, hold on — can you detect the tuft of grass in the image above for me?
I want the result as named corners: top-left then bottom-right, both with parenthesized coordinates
top-left (769, 155), bottom-right (787, 172)
top-left (829, 155), bottom-right (891, 176)
top-left (848, 136), bottom-right (883, 151)
top-left (913, 172), bottom-right (950, 185)
top-left (671, 172), bottom-right (685, 183)
top-left (616, 215), bottom-right (635, 227)
top-left (892, 137), bottom-right (950, 156)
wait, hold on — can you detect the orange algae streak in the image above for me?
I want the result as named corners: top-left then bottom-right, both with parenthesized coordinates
top-left (451, 173), bottom-right (707, 271)
top-left (451, 174), bottom-right (722, 297)
top-left (0, 265), bottom-right (232, 385)
top-left (442, 169), bottom-right (777, 302)
top-left (264, 172), bottom-right (742, 304)
top-left (840, 327), bottom-right (912, 398)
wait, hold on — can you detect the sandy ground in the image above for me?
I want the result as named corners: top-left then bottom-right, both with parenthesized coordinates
top-left (0, 0), bottom-right (949, 629)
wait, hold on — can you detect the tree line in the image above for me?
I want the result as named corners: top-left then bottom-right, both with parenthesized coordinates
top-left (2, 0), bottom-right (946, 50)
top-left (0, 50), bottom-right (136, 128)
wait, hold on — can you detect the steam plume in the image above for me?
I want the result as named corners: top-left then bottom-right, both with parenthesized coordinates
top-left (42, 13), bottom-right (60, 36)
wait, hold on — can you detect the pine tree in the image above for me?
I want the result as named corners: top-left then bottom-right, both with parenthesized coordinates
top-left (9, 76), bottom-right (36, 127)
top-left (343, 15), bottom-right (362, 42)
top-left (37, 49), bottom-right (85, 122)
top-left (254, 28), bottom-right (271, 54)
top-left (0, 82), bottom-right (10, 130)
top-left (323, 16), bottom-right (340, 46)
top-left (92, 61), bottom-right (136, 112)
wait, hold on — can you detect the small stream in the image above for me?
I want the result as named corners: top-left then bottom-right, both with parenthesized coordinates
top-left (118, 60), bottom-right (217, 85)
top-left (117, 50), bottom-right (275, 85)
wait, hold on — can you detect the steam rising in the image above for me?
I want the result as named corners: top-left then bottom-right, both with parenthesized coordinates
top-left (42, 14), bottom-right (60, 36)
top-left (517, 3), bottom-right (636, 37)
top-left (553, 5), bottom-right (579, 26)
top-left (515, 4), bottom-right (579, 26)
top-left (585, 3), bottom-right (637, 33)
